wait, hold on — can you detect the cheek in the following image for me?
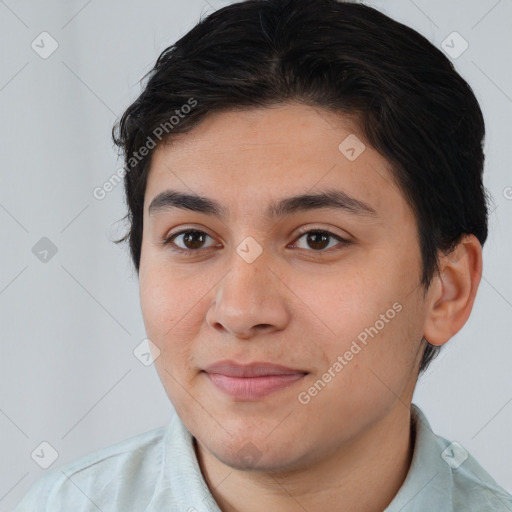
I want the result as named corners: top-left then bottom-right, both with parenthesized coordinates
top-left (139, 261), bottom-right (219, 385)
top-left (299, 256), bottom-right (423, 389)
top-left (291, 262), bottom-right (402, 344)
top-left (140, 269), bottom-right (200, 406)
top-left (139, 259), bottom-right (204, 338)
top-left (299, 305), bottom-right (421, 439)
top-left (140, 274), bottom-right (173, 340)
top-left (139, 269), bottom-right (190, 375)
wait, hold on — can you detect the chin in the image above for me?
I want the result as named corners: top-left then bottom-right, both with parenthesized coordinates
top-left (204, 433), bottom-right (312, 474)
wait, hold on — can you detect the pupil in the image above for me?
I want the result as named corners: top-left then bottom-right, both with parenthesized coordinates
top-left (308, 232), bottom-right (328, 250)
top-left (185, 231), bottom-right (204, 249)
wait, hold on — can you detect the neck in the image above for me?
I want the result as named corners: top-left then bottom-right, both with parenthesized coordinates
top-left (195, 402), bottom-right (415, 512)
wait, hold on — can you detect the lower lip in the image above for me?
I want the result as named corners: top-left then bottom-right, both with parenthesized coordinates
top-left (205, 372), bottom-right (306, 400)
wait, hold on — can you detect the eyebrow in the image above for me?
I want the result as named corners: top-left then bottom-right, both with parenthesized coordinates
top-left (147, 188), bottom-right (377, 220)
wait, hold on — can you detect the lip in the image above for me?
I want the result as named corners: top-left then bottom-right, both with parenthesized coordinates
top-left (203, 360), bottom-right (308, 400)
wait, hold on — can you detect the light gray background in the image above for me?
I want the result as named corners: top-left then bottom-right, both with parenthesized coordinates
top-left (1, 0), bottom-right (511, 509)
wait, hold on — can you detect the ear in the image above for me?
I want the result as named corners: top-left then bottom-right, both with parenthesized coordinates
top-left (423, 234), bottom-right (483, 347)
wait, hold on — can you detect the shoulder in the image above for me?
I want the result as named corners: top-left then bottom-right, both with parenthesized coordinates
top-left (448, 445), bottom-right (512, 511)
top-left (12, 425), bottom-right (168, 512)
top-left (412, 404), bottom-right (512, 511)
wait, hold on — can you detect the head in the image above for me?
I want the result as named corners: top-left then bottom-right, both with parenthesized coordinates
top-left (112, 0), bottom-right (487, 471)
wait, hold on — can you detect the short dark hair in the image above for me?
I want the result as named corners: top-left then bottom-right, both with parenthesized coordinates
top-left (112, 0), bottom-right (489, 374)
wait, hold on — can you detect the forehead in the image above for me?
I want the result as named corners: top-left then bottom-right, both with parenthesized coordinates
top-left (144, 103), bottom-right (409, 224)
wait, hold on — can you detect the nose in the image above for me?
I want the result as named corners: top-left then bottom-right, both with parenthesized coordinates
top-left (205, 247), bottom-right (290, 339)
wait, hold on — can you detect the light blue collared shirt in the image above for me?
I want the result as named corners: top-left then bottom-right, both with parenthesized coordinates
top-left (12, 404), bottom-right (512, 511)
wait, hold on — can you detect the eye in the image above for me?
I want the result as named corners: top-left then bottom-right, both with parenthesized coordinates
top-left (162, 227), bottom-right (350, 255)
top-left (291, 228), bottom-right (350, 252)
top-left (163, 230), bottom-right (218, 254)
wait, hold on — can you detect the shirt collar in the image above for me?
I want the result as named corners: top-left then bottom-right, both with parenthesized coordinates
top-left (384, 403), bottom-right (453, 511)
top-left (156, 404), bottom-right (506, 512)
top-left (161, 413), bottom-right (223, 512)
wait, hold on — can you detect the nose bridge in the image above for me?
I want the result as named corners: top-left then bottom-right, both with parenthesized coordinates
top-left (222, 238), bottom-right (271, 314)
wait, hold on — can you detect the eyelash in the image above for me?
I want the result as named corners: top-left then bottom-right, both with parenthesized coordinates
top-left (161, 227), bottom-right (351, 256)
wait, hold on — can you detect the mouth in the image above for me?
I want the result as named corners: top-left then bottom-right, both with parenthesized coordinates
top-left (202, 360), bottom-right (308, 400)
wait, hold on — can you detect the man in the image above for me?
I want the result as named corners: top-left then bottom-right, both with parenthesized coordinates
top-left (13, 0), bottom-right (512, 510)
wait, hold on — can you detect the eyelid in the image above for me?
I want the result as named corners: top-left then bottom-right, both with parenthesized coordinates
top-left (162, 226), bottom-right (218, 250)
top-left (293, 224), bottom-right (351, 241)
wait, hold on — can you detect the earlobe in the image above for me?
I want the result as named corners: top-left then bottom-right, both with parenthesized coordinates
top-left (423, 235), bottom-right (483, 347)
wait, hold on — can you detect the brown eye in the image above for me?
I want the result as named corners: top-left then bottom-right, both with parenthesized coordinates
top-left (304, 232), bottom-right (330, 250)
top-left (293, 229), bottom-right (348, 252)
top-left (179, 231), bottom-right (208, 250)
top-left (163, 227), bottom-right (350, 257)
top-left (164, 230), bottom-right (216, 252)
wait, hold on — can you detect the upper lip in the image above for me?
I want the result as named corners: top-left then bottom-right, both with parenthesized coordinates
top-left (203, 360), bottom-right (308, 377)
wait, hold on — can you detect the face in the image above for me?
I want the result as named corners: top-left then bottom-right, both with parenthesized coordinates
top-left (139, 103), bottom-right (429, 472)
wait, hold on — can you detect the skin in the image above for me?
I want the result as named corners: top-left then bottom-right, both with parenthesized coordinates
top-left (138, 102), bottom-right (482, 512)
